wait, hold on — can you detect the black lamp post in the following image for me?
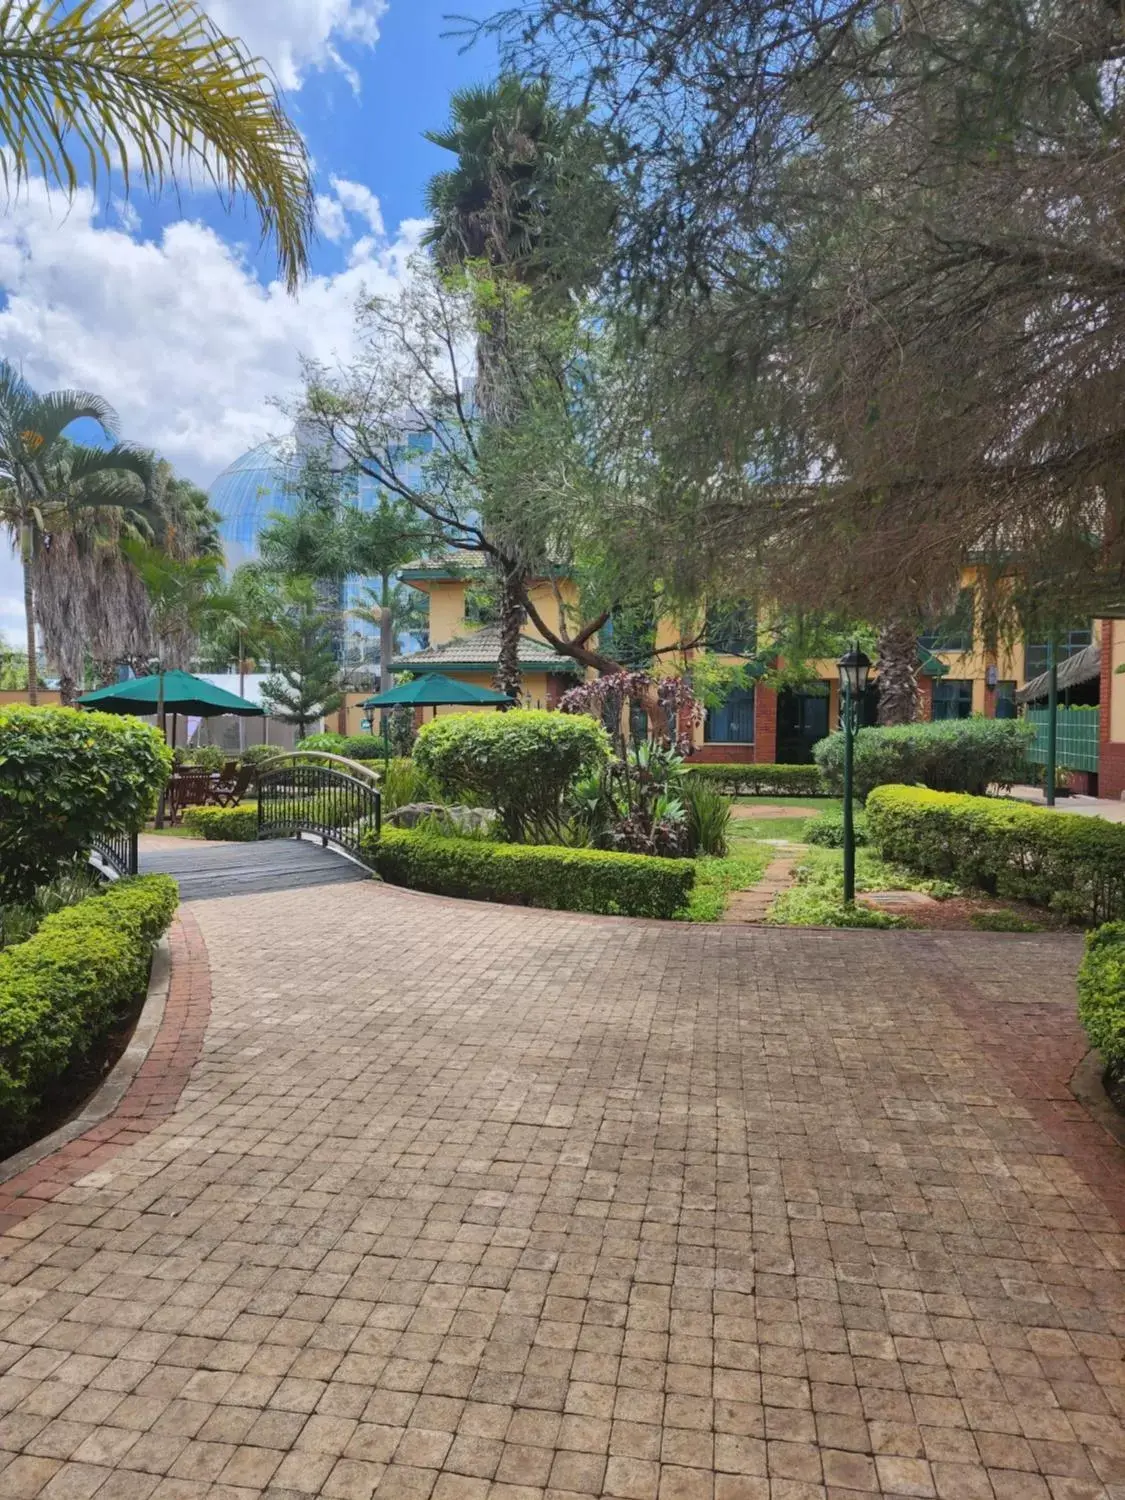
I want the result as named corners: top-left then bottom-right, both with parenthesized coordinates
top-left (837, 642), bottom-right (872, 905)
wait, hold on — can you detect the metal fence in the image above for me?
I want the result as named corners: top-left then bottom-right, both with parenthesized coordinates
top-left (1026, 707), bottom-right (1100, 772)
top-left (89, 830), bottom-right (139, 879)
top-left (257, 755), bottom-right (381, 857)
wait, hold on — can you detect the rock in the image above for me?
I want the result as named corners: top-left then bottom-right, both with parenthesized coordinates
top-left (387, 802), bottom-right (497, 835)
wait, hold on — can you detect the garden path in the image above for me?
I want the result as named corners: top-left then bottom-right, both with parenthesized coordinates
top-left (1, 882), bottom-right (1122, 1500)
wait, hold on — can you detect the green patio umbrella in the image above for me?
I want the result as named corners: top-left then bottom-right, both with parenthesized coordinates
top-left (362, 673), bottom-right (513, 709)
top-left (76, 669), bottom-right (264, 719)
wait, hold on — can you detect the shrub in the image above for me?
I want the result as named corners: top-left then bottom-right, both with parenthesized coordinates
top-left (361, 828), bottom-right (694, 919)
top-left (0, 874), bottom-right (178, 1151)
top-left (301, 732), bottom-right (387, 761)
top-left (238, 744), bottom-right (284, 773)
top-left (681, 776), bottom-right (732, 856)
top-left (299, 731), bottom-right (347, 752)
top-left (805, 809), bottom-right (869, 848)
top-left (814, 717), bottom-right (1034, 800)
top-left (683, 763), bottom-right (825, 796)
top-left (0, 706), bottom-right (172, 906)
top-left (183, 745), bottom-right (226, 772)
top-left (380, 758), bottom-right (439, 812)
top-left (866, 785), bottom-right (1125, 926)
top-left (415, 710), bottom-right (610, 841)
top-left (183, 803), bottom-right (259, 841)
top-left (1077, 922), bottom-right (1125, 1074)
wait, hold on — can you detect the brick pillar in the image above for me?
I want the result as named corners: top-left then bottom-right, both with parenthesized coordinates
top-left (921, 677), bottom-right (935, 721)
top-left (755, 684), bottom-right (778, 763)
top-left (1099, 622), bottom-right (1125, 799)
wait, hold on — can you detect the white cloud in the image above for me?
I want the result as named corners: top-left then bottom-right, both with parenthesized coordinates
top-left (329, 178), bottom-right (385, 237)
top-left (315, 193), bottom-right (350, 243)
top-left (0, 178), bottom-right (424, 487)
top-left (205, 0), bottom-right (388, 91)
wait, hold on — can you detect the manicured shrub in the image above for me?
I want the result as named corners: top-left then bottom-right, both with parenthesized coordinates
top-left (866, 785), bottom-right (1125, 926)
top-left (0, 705), bottom-right (172, 905)
top-left (415, 710), bottom-right (611, 841)
top-left (183, 745), bottom-right (226, 772)
top-left (683, 763), bottom-right (825, 797)
top-left (361, 828), bottom-right (694, 919)
top-left (300, 732), bottom-right (386, 761)
top-left (183, 803), bottom-right (259, 841)
top-left (814, 717), bottom-right (1033, 800)
top-left (805, 809), bottom-right (869, 848)
top-left (299, 731), bottom-right (347, 752)
top-left (0, 874), bottom-right (178, 1151)
top-left (1077, 922), bottom-right (1125, 1074)
top-left (239, 744), bottom-right (286, 772)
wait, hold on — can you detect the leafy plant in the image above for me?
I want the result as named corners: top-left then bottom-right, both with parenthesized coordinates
top-left (0, 874), bottom-right (178, 1152)
top-left (680, 776), bottom-right (732, 856)
top-left (362, 827), bottom-right (694, 919)
top-left (683, 763), bottom-right (825, 797)
top-left (415, 709), bottom-right (610, 842)
top-left (970, 910), bottom-right (1041, 933)
top-left (0, 705), bottom-right (171, 906)
top-left (814, 717), bottom-right (1034, 799)
top-left (680, 851), bottom-right (771, 921)
top-left (866, 785), bottom-right (1125, 927)
top-left (1077, 922), bottom-right (1125, 1075)
top-left (182, 804), bottom-right (258, 841)
top-left (805, 808), bottom-right (869, 848)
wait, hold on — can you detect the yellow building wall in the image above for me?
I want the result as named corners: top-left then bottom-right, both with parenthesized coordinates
top-left (1109, 619), bottom-right (1125, 743)
top-left (426, 582), bottom-right (468, 647)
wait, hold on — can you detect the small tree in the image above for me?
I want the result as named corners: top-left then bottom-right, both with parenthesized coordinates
top-left (260, 583), bottom-right (343, 738)
top-left (414, 709), bottom-right (610, 841)
top-left (0, 705), bottom-right (171, 907)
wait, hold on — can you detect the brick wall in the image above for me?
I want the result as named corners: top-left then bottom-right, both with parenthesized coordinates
top-left (687, 743), bottom-right (757, 764)
top-left (754, 683), bottom-right (778, 763)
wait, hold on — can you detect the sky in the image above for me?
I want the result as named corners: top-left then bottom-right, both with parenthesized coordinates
top-left (0, 0), bottom-right (500, 642)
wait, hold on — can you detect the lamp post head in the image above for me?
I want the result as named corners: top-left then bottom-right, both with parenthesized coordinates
top-left (837, 643), bottom-right (872, 700)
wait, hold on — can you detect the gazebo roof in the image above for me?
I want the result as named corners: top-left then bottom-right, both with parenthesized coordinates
top-left (392, 624), bottom-right (581, 674)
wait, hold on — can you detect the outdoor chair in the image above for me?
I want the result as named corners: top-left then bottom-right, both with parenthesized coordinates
top-left (167, 768), bottom-right (219, 824)
top-left (213, 765), bottom-right (254, 808)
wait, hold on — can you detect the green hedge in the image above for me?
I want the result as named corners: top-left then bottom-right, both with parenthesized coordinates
top-left (866, 785), bottom-right (1125, 926)
top-left (0, 875), bottom-right (179, 1152)
top-left (183, 803), bottom-right (259, 841)
top-left (814, 717), bottom-right (1034, 799)
top-left (683, 763), bottom-right (824, 796)
top-left (1077, 923), bottom-right (1125, 1073)
top-left (361, 828), bottom-right (694, 919)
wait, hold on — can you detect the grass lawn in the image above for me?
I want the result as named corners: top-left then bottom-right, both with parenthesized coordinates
top-left (767, 845), bottom-right (960, 927)
top-left (683, 844), bottom-right (774, 921)
top-left (730, 797), bottom-right (841, 842)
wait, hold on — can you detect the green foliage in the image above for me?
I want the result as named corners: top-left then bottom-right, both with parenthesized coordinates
top-left (970, 910), bottom-right (1042, 933)
top-left (0, 874), bottom-right (178, 1151)
top-left (814, 718), bottom-right (1034, 799)
top-left (1077, 923), bottom-right (1125, 1072)
top-left (182, 803), bottom-right (258, 841)
top-left (0, 706), bottom-right (171, 905)
top-left (0, 868), bottom-right (103, 949)
top-left (362, 827), bottom-right (694, 919)
top-left (415, 710), bottom-right (611, 841)
top-left (805, 808), bottom-right (869, 848)
top-left (380, 758), bottom-right (439, 812)
top-left (299, 731), bottom-right (346, 752)
top-left (681, 776), bottom-right (732, 856)
top-left (684, 763), bottom-right (825, 797)
top-left (296, 732), bottom-right (387, 761)
top-left (182, 744), bottom-right (226, 772)
top-left (767, 847), bottom-right (905, 929)
top-left (259, 579), bottom-right (343, 736)
top-left (681, 850), bottom-right (771, 922)
top-left (238, 743), bottom-right (284, 772)
top-left (866, 785), bottom-right (1125, 926)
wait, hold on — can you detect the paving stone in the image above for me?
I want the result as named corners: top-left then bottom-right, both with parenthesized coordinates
top-left (0, 884), bottom-right (1119, 1500)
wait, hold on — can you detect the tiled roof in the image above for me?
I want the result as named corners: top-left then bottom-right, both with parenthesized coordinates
top-left (392, 623), bottom-right (581, 673)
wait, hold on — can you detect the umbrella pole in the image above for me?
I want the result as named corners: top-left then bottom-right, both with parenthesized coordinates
top-left (155, 665), bottom-right (167, 829)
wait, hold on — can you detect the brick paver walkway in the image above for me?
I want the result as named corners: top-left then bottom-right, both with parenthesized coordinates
top-left (1, 883), bottom-right (1122, 1500)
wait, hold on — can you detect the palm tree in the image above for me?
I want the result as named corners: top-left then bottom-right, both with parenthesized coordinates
top-left (0, 364), bottom-right (152, 704)
top-left (876, 620), bottom-right (922, 725)
top-left (0, 0), bottom-right (313, 290)
top-left (423, 76), bottom-right (614, 700)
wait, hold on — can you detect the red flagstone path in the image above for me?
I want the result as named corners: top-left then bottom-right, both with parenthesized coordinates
top-left (0, 880), bottom-right (1122, 1500)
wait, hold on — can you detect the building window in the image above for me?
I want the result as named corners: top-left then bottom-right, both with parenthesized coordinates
top-left (994, 680), bottom-right (1017, 719)
top-left (919, 588), bottom-right (974, 654)
top-left (706, 602), bottom-right (757, 656)
top-left (1025, 627), bottom-right (1092, 680)
top-left (705, 686), bottom-right (756, 743)
top-left (932, 679), bottom-right (972, 720)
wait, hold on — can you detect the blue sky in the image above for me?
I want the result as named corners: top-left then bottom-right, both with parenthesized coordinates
top-left (0, 0), bottom-right (500, 641)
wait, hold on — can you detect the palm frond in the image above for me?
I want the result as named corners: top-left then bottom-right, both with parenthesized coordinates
top-left (0, 0), bottom-right (314, 291)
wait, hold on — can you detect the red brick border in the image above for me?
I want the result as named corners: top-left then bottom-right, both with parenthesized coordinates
top-left (0, 908), bottom-right (211, 1234)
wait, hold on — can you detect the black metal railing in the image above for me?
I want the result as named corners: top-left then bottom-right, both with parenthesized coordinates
top-left (256, 752), bottom-right (381, 857)
top-left (89, 830), bottom-right (139, 879)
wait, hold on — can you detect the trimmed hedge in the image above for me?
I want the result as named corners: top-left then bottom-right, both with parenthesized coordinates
top-left (0, 875), bottom-right (179, 1152)
top-left (683, 763), bottom-right (824, 796)
top-left (361, 828), bottom-right (694, 919)
top-left (815, 717), bottom-right (1034, 799)
top-left (866, 785), bottom-right (1125, 926)
top-left (1077, 923), bottom-right (1125, 1073)
top-left (183, 803), bottom-right (258, 841)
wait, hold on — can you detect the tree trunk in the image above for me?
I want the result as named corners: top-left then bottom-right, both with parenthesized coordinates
top-left (876, 620), bottom-right (921, 725)
top-left (17, 519), bottom-right (39, 707)
top-left (57, 673), bottom-right (77, 707)
top-left (493, 567), bottom-right (524, 703)
top-left (380, 573), bottom-right (394, 693)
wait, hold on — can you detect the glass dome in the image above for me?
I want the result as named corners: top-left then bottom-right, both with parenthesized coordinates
top-left (208, 438), bottom-right (300, 566)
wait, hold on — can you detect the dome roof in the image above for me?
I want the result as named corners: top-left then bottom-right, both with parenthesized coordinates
top-left (209, 438), bottom-right (300, 553)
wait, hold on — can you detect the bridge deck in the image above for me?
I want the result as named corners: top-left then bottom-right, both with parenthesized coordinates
top-left (137, 833), bottom-right (370, 901)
